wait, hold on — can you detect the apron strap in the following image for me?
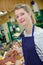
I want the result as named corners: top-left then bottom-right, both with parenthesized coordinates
top-left (32, 25), bottom-right (34, 36)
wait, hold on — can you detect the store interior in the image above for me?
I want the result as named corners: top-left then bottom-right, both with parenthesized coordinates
top-left (0, 0), bottom-right (43, 65)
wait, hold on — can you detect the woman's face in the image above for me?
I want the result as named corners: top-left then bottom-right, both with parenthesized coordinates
top-left (15, 8), bottom-right (32, 27)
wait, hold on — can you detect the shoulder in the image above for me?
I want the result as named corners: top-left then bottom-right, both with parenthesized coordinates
top-left (34, 26), bottom-right (43, 44)
top-left (34, 27), bottom-right (43, 51)
top-left (34, 26), bottom-right (43, 36)
top-left (34, 26), bottom-right (43, 43)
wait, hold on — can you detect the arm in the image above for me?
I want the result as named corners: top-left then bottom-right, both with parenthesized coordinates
top-left (34, 29), bottom-right (43, 61)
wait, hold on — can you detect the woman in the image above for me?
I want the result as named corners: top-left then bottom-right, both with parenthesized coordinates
top-left (14, 4), bottom-right (43, 65)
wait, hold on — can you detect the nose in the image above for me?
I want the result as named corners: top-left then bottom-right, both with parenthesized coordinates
top-left (18, 16), bottom-right (23, 21)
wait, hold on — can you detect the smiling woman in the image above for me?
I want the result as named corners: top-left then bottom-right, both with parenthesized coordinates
top-left (14, 4), bottom-right (43, 65)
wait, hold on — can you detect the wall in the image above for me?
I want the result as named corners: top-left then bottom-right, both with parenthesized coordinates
top-left (0, 0), bottom-right (43, 24)
top-left (0, 0), bottom-right (43, 12)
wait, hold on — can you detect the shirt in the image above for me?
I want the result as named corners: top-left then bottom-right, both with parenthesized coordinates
top-left (24, 27), bottom-right (43, 61)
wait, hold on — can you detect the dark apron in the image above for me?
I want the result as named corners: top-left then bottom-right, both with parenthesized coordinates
top-left (22, 25), bottom-right (43, 65)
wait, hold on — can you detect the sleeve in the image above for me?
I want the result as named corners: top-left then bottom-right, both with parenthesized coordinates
top-left (34, 30), bottom-right (43, 61)
top-left (34, 31), bottom-right (43, 52)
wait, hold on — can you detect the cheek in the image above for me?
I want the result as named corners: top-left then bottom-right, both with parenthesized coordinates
top-left (27, 15), bottom-right (31, 20)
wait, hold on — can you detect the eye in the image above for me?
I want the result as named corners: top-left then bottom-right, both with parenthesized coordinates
top-left (15, 13), bottom-right (25, 19)
top-left (16, 16), bottom-right (19, 19)
top-left (21, 13), bottom-right (25, 16)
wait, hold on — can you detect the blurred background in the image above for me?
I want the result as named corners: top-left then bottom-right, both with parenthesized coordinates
top-left (0, 0), bottom-right (43, 64)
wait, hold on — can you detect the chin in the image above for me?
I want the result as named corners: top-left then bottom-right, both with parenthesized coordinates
top-left (21, 22), bottom-right (26, 26)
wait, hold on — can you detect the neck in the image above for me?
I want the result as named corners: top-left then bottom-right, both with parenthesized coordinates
top-left (25, 23), bottom-right (33, 35)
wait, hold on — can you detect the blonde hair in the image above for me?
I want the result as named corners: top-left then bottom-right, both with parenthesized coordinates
top-left (14, 4), bottom-right (36, 24)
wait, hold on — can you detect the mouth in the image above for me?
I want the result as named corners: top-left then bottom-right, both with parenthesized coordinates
top-left (20, 19), bottom-right (25, 23)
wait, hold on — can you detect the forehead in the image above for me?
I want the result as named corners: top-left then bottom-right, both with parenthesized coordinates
top-left (15, 8), bottom-right (26, 15)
